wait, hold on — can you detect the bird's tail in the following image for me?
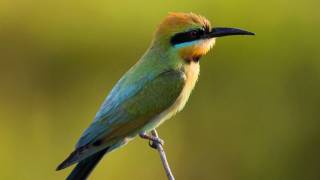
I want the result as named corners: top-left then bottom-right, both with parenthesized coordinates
top-left (66, 148), bottom-right (109, 180)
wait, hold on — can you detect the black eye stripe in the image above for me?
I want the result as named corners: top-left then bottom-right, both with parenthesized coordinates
top-left (171, 29), bottom-right (205, 46)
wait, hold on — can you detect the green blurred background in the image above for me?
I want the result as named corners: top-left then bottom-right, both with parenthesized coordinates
top-left (1, 0), bottom-right (319, 179)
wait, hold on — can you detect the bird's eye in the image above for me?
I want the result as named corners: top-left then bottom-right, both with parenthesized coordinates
top-left (189, 30), bottom-right (198, 38)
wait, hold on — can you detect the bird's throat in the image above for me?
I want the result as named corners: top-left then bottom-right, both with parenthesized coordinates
top-left (178, 38), bottom-right (215, 64)
top-left (184, 55), bottom-right (202, 63)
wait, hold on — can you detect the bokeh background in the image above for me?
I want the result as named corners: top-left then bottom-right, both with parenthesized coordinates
top-left (1, 0), bottom-right (319, 179)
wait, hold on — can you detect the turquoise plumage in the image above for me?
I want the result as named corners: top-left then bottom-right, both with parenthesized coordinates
top-left (57, 44), bottom-right (185, 169)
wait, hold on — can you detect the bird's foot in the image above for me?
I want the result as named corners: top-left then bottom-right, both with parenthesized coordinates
top-left (139, 132), bottom-right (164, 149)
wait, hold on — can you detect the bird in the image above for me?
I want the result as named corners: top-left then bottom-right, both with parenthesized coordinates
top-left (56, 12), bottom-right (254, 180)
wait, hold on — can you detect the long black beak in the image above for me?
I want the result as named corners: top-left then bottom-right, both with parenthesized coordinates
top-left (206, 27), bottom-right (255, 38)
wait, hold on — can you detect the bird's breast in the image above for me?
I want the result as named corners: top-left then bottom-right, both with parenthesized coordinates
top-left (147, 61), bottom-right (200, 129)
top-left (176, 61), bottom-right (200, 111)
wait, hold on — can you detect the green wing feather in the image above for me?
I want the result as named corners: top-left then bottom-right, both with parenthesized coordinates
top-left (58, 69), bottom-right (186, 169)
top-left (107, 70), bottom-right (186, 140)
top-left (93, 69), bottom-right (186, 144)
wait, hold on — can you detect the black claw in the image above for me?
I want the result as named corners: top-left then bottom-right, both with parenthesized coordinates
top-left (149, 141), bottom-right (158, 149)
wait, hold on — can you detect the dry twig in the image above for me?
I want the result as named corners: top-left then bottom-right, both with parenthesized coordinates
top-left (150, 129), bottom-right (175, 180)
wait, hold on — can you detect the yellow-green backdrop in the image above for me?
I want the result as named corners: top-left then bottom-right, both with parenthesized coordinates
top-left (0, 0), bottom-right (319, 179)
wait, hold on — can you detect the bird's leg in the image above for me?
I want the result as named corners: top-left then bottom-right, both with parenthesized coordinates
top-left (139, 131), bottom-right (164, 149)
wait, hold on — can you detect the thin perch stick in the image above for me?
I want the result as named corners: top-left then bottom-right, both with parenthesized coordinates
top-left (150, 129), bottom-right (175, 180)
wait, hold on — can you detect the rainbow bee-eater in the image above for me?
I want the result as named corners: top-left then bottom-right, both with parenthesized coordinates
top-left (57, 12), bottom-right (254, 179)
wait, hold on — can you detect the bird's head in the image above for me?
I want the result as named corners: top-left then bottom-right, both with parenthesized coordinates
top-left (152, 12), bottom-right (254, 62)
